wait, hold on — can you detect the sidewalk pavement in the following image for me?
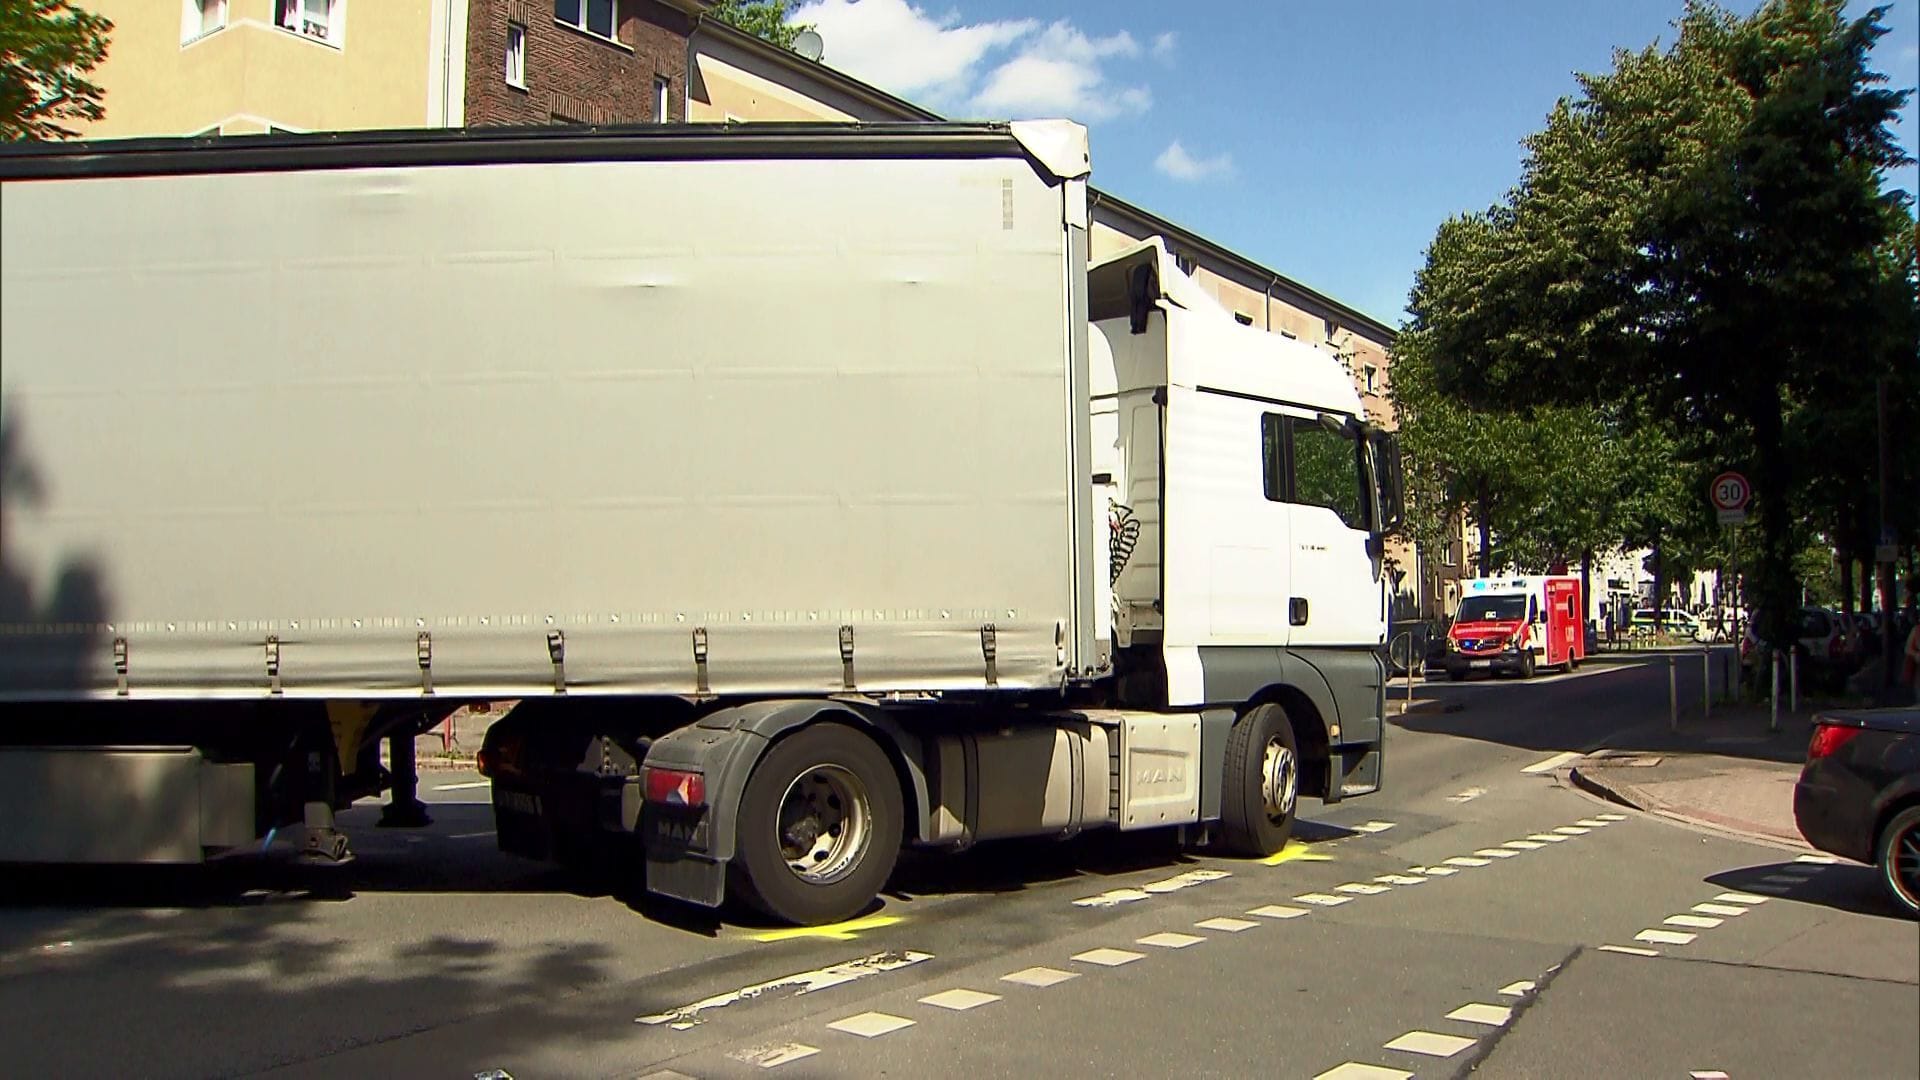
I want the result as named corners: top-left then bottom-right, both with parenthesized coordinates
top-left (1570, 702), bottom-right (1818, 850)
top-left (412, 703), bottom-right (508, 768)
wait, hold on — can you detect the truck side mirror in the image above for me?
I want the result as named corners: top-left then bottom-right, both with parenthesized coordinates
top-left (1127, 263), bottom-right (1156, 335)
top-left (1369, 431), bottom-right (1405, 535)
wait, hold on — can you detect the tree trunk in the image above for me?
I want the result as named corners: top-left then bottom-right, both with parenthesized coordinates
top-left (1652, 540), bottom-right (1665, 629)
top-left (1751, 402), bottom-right (1800, 653)
top-left (1858, 558), bottom-right (1873, 615)
top-left (1580, 550), bottom-right (1594, 627)
top-left (1476, 483), bottom-right (1493, 577)
top-left (1840, 555), bottom-right (1855, 617)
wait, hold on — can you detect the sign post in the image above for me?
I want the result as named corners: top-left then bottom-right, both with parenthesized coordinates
top-left (1711, 472), bottom-right (1752, 692)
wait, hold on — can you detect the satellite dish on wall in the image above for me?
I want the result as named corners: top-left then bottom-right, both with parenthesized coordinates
top-left (793, 29), bottom-right (824, 61)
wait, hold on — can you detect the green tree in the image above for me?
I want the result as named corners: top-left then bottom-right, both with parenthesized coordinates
top-left (708, 0), bottom-right (812, 51)
top-left (1412, 1), bottom-right (1913, 652)
top-left (0, 0), bottom-right (111, 141)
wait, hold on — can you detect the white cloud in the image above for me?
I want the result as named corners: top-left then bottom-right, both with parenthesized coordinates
top-left (791, 2), bottom-right (1154, 121)
top-left (974, 24), bottom-right (1152, 120)
top-left (1151, 31), bottom-right (1177, 63)
top-left (792, 0), bottom-right (1036, 106)
top-left (1154, 140), bottom-right (1234, 182)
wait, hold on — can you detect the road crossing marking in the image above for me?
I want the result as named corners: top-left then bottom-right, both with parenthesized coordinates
top-left (1595, 813), bottom-right (1627, 821)
top-left (1443, 856), bottom-right (1492, 868)
top-left (919, 989), bottom-right (1000, 1011)
top-left (1522, 751), bottom-right (1582, 774)
top-left (1636, 929), bottom-right (1697, 946)
top-left (1529, 833), bottom-right (1571, 843)
top-left (1248, 905), bottom-right (1310, 919)
top-left (1196, 917), bottom-right (1260, 933)
top-left (1446, 787), bottom-right (1487, 803)
top-left (1073, 889), bottom-right (1150, 908)
top-left (1498, 980), bottom-right (1536, 996)
top-left (1693, 903), bottom-right (1747, 917)
top-left (1474, 848), bottom-right (1519, 858)
top-left (826, 1012), bottom-right (914, 1039)
top-left (727, 1043), bottom-right (819, 1069)
top-left (1137, 932), bottom-right (1206, 949)
top-left (1374, 874), bottom-right (1426, 886)
top-left (1144, 869), bottom-right (1232, 893)
top-left (1295, 892), bottom-right (1353, 906)
top-left (1666, 915), bottom-right (1722, 929)
top-left (1553, 826), bottom-right (1592, 835)
top-left (1313, 1064), bottom-right (1412, 1080)
top-left (1504, 840), bottom-right (1546, 850)
top-left (1072, 948), bottom-right (1144, 967)
top-left (1714, 892), bottom-right (1770, 904)
top-left (1353, 821), bottom-right (1397, 834)
top-left (1001, 966), bottom-right (1077, 988)
top-left (1446, 1003), bottom-right (1514, 1027)
top-left (1599, 944), bottom-right (1661, 956)
top-left (1336, 882), bottom-right (1391, 895)
top-left (1384, 1031), bottom-right (1478, 1058)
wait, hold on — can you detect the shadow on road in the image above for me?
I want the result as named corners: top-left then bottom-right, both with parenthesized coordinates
top-left (1706, 861), bottom-right (1912, 922)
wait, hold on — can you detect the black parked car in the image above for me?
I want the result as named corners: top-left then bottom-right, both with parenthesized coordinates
top-left (1792, 706), bottom-right (1920, 916)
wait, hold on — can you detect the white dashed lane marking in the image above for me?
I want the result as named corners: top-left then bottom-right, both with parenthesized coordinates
top-left (1143, 869), bottom-right (1231, 893)
top-left (1504, 839), bottom-right (1546, 851)
top-left (1666, 914), bottom-right (1723, 929)
top-left (1072, 948), bottom-right (1144, 967)
top-left (1296, 893), bottom-right (1353, 907)
top-left (1337, 882), bottom-right (1391, 895)
top-left (1384, 1030), bottom-right (1478, 1058)
top-left (826, 1012), bottom-right (914, 1039)
top-left (1413, 865), bottom-right (1459, 877)
top-left (1522, 751), bottom-right (1582, 774)
top-left (1374, 874), bottom-right (1426, 886)
top-left (1498, 980), bottom-right (1536, 997)
top-left (1715, 892), bottom-right (1770, 905)
top-left (1553, 826), bottom-right (1592, 835)
top-left (1599, 944), bottom-right (1661, 956)
top-left (1195, 917), bottom-right (1260, 933)
top-left (1137, 932), bottom-right (1206, 949)
top-left (727, 1043), bottom-right (820, 1069)
top-left (1446, 1002), bottom-right (1514, 1027)
top-left (919, 989), bottom-right (1000, 1011)
top-left (1529, 833), bottom-right (1571, 843)
top-left (1314, 1064), bottom-right (1412, 1080)
top-left (1072, 888), bottom-right (1149, 908)
top-left (1446, 787), bottom-right (1488, 803)
top-left (1443, 856), bottom-right (1492, 868)
top-left (1575, 818), bottom-right (1611, 827)
top-left (1474, 848), bottom-right (1519, 859)
top-left (1691, 1071), bottom-right (1732, 1079)
top-left (1794, 854), bottom-right (1837, 864)
top-left (636, 951), bottom-right (932, 1029)
top-left (1595, 812), bottom-right (1627, 821)
top-left (1001, 966), bottom-right (1076, 988)
top-left (1353, 821), bottom-right (1398, 834)
top-left (1693, 903), bottom-right (1747, 917)
top-left (1314, 1064), bottom-right (1413, 1080)
top-left (1249, 905), bottom-right (1310, 919)
top-left (432, 780), bottom-right (490, 791)
top-left (1636, 929), bottom-right (1697, 946)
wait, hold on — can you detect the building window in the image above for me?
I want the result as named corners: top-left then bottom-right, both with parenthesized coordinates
top-left (556, 0), bottom-right (619, 41)
top-left (277, 0), bottom-right (343, 47)
top-left (505, 23), bottom-right (527, 88)
top-left (1363, 363), bottom-right (1378, 394)
top-left (1173, 252), bottom-right (1196, 274)
top-left (654, 75), bottom-right (670, 122)
top-left (182, 0), bottom-right (227, 44)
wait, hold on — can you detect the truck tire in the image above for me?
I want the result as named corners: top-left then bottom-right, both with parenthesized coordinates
top-left (1219, 703), bottom-right (1300, 857)
top-left (728, 722), bottom-right (903, 926)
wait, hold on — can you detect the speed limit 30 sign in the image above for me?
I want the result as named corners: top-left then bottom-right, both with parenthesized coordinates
top-left (1711, 471), bottom-right (1750, 524)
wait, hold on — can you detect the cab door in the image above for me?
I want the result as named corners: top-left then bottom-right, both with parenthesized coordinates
top-left (1278, 412), bottom-right (1383, 650)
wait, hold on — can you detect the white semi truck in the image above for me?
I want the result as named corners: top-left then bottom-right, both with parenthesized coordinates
top-left (0, 120), bottom-right (1401, 924)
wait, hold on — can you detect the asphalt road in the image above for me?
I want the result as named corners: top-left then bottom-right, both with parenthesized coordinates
top-left (2, 656), bottom-right (1914, 1079)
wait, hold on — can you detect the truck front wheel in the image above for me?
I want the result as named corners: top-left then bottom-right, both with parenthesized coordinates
top-left (728, 722), bottom-right (903, 926)
top-left (1219, 703), bottom-right (1300, 857)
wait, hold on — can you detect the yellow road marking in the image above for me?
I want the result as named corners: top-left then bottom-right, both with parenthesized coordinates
top-left (1260, 841), bottom-right (1335, 866)
top-left (749, 913), bottom-right (903, 943)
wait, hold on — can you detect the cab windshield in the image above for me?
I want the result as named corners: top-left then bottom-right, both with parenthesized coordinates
top-left (1456, 595), bottom-right (1526, 622)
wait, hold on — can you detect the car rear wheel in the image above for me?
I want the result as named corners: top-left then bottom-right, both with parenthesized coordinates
top-left (1877, 805), bottom-right (1920, 917)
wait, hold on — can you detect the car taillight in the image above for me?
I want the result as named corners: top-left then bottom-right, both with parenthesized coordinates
top-left (644, 766), bottom-right (707, 807)
top-left (1807, 723), bottom-right (1862, 761)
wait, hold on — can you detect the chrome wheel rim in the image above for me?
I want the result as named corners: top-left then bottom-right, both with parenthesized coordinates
top-left (778, 765), bottom-right (870, 885)
top-left (1261, 737), bottom-right (1299, 823)
top-left (1895, 823), bottom-right (1920, 909)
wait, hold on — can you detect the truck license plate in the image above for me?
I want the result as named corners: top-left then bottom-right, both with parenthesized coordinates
top-left (496, 789), bottom-right (542, 816)
top-left (1471, 660), bottom-right (1492, 669)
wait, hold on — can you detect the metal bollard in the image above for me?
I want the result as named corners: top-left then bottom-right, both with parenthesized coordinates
top-left (1770, 650), bottom-right (1781, 733)
top-left (1668, 654), bottom-right (1678, 731)
top-left (1789, 650), bottom-right (1799, 713)
top-left (1702, 647), bottom-right (1711, 719)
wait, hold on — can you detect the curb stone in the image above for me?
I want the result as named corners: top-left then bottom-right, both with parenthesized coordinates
top-left (1568, 762), bottom-right (1813, 854)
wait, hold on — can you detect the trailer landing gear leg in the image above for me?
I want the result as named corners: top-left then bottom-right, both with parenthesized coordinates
top-left (378, 730), bottom-right (432, 829)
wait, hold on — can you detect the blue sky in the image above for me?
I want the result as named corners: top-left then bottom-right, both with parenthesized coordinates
top-left (793, 0), bottom-right (1920, 325)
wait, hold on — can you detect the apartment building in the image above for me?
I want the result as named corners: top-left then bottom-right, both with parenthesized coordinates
top-left (77, 0), bottom-right (697, 136)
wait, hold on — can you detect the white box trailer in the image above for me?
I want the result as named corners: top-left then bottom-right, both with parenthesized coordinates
top-left (0, 122), bottom-right (1401, 924)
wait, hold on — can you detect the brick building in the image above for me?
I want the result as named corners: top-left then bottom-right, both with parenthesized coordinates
top-left (466, 1), bottom-right (694, 127)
